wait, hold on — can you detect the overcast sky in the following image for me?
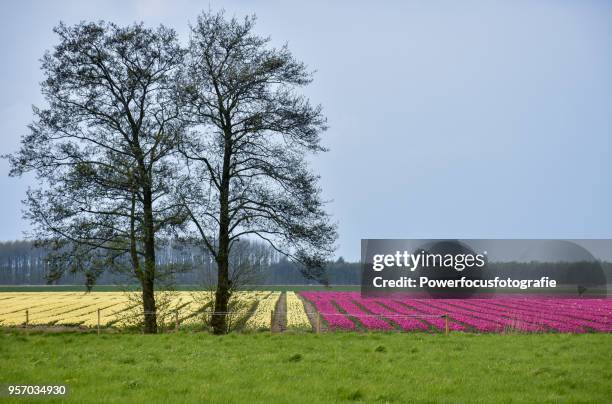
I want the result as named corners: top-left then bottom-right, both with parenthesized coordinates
top-left (1, 0), bottom-right (611, 260)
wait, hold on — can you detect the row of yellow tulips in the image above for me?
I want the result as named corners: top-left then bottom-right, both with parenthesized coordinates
top-left (0, 291), bottom-right (312, 331)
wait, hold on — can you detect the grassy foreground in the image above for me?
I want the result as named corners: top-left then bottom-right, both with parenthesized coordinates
top-left (0, 331), bottom-right (610, 403)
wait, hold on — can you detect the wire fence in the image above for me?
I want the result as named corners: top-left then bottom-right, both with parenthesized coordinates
top-left (5, 305), bottom-right (578, 335)
top-left (3, 307), bottom-right (451, 335)
top-left (3, 291), bottom-right (610, 334)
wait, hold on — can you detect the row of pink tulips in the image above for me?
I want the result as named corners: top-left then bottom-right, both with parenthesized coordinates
top-left (300, 292), bottom-right (611, 333)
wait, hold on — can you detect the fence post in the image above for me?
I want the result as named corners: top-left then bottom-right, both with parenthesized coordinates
top-left (175, 310), bottom-right (179, 332)
top-left (25, 309), bottom-right (29, 332)
top-left (444, 314), bottom-right (449, 336)
top-left (316, 312), bottom-right (321, 334)
top-left (97, 308), bottom-right (101, 335)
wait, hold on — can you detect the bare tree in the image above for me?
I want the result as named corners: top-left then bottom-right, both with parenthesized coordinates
top-left (179, 11), bottom-right (337, 334)
top-left (5, 21), bottom-right (187, 333)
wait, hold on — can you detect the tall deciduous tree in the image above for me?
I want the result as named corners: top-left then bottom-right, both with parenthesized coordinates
top-left (6, 21), bottom-right (186, 333)
top-left (180, 12), bottom-right (337, 334)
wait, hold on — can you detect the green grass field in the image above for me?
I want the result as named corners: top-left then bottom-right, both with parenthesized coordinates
top-left (1, 331), bottom-right (610, 403)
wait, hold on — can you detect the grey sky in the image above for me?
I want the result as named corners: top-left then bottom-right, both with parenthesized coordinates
top-left (1, 0), bottom-right (611, 260)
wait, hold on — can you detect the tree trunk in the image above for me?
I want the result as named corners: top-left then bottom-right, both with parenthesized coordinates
top-left (141, 187), bottom-right (157, 334)
top-left (211, 125), bottom-right (233, 335)
top-left (142, 274), bottom-right (157, 333)
top-left (211, 183), bottom-right (232, 334)
top-left (211, 254), bottom-right (230, 334)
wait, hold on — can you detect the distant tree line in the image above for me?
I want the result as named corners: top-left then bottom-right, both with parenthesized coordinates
top-left (483, 261), bottom-right (612, 286)
top-left (0, 240), bottom-right (359, 286)
top-left (3, 240), bottom-right (610, 288)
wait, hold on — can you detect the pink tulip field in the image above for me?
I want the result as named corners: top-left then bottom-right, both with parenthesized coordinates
top-left (300, 291), bottom-right (612, 333)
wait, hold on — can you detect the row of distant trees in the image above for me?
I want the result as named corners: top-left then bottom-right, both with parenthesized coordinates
top-left (0, 240), bottom-right (360, 286)
top-left (4, 10), bottom-right (337, 333)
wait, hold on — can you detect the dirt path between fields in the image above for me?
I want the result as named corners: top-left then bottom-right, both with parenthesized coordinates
top-left (271, 292), bottom-right (287, 332)
top-left (298, 294), bottom-right (324, 333)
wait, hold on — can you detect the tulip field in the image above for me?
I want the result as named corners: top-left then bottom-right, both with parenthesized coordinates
top-left (301, 292), bottom-right (612, 333)
top-left (0, 291), bottom-right (610, 333)
top-left (0, 291), bottom-right (288, 331)
top-left (286, 291), bottom-right (312, 329)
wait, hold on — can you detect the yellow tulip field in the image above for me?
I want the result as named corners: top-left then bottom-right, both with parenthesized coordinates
top-left (286, 291), bottom-right (311, 329)
top-left (0, 291), bottom-right (313, 331)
